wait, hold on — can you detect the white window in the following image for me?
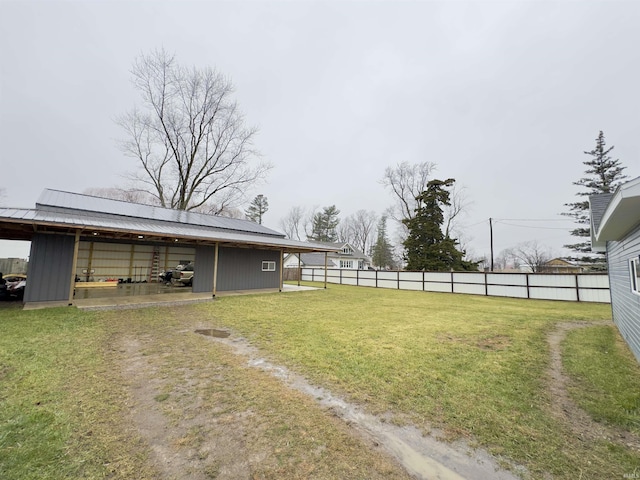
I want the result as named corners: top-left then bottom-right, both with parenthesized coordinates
top-left (630, 257), bottom-right (640, 295)
top-left (340, 260), bottom-right (353, 269)
top-left (262, 261), bottom-right (276, 272)
top-left (342, 246), bottom-right (352, 255)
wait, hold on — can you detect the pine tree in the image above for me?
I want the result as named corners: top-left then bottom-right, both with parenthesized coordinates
top-left (308, 205), bottom-right (340, 242)
top-left (371, 216), bottom-right (395, 269)
top-left (245, 194), bottom-right (269, 224)
top-left (403, 179), bottom-right (476, 271)
top-left (563, 131), bottom-right (626, 265)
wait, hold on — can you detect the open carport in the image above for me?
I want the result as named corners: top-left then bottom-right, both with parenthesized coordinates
top-left (0, 189), bottom-right (336, 309)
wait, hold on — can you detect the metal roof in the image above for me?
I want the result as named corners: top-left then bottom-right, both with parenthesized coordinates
top-left (0, 191), bottom-right (338, 253)
top-left (37, 189), bottom-right (283, 237)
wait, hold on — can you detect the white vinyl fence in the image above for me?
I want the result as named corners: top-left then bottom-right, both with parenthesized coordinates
top-left (300, 268), bottom-right (611, 303)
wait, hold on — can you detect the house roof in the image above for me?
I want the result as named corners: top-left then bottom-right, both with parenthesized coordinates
top-left (0, 189), bottom-right (338, 253)
top-left (545, 258), bottom-right (576, 266)
top-left (285, 252), bottom-right (338, 267)
top-left (316, 241), bottom-right (371, 261)
top-left (590, 176), bottom-right (640, 252)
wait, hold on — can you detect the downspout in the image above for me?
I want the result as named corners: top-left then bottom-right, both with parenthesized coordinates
top-left (68, 230), bottom-right (80, 305)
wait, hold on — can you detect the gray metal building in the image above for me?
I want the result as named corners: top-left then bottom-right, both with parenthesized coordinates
top-left (590, 176), bottom-right (640, 363)
top-left (0, 189), bottom-right (336, 308)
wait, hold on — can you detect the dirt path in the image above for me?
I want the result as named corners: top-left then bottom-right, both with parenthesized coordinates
top-left (117, 321), bottom-right (639, 480)
top-left (215, 332), bottom-right (523, 480)
top-left (546, 321), bottom-right (640, 450)
top-left (118, 326), bottom-right (522, 480)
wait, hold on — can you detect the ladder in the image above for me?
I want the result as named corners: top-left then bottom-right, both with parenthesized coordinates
top-left (149, 247), bottom-right (160, 282)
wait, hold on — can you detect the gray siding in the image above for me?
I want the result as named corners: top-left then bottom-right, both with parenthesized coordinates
top-left (25, 233), bottom-right (75, 303)
top-left (217, 247), bottom-right (280, 292)
top-left (607, 222), bottom-right (640, 363)
top-left (193, 245), bottom-right (215, 294)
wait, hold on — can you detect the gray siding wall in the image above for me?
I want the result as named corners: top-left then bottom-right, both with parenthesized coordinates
top-left (217, 247), bottom-right (280, 292)
top-left (25, 233), bottom-right (75, 303)
top-left (607, 222), bottom-right (640, 363)
top-left (193, 245), bottom-right (215, 294)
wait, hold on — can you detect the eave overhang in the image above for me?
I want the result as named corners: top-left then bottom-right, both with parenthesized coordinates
top-left (591, 176), bottom-right (640, 252)
top-left (0, 209), bottom-right (338, 254)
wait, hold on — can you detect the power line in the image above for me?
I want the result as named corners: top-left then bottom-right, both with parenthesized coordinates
top-left (496, 221), bottom-right (574, 231)
top-left (493, 218), bottom-right (573, 222)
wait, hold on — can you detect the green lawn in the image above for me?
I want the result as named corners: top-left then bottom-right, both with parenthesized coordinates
top-left (1, 284), bottom-right (639, 479)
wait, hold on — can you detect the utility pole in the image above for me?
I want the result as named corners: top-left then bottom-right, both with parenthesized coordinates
top-left (489, 218), bottom-right (494, 272)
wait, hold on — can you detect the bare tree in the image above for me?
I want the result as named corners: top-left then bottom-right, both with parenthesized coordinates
top-left (381, 161), bottom-right (470, 251)
top-left (337, 219), bottom-right (354, 245)
top-left (443, 184), bottom-right (471, 239)
top-left (341, 210), bottom-right (377, 254)
top-left (117, 49), bottom-right (271, 214)
top-left (83, 187), bottom-right (158, 204)
top-left (512, 241), bottom-right (552, 273)
top-left (381, 161), bottom-right (436, 225)
top-left (279, 206), bottom-right (306, 240)
top-left (494, 248), bottom-right (517, 271)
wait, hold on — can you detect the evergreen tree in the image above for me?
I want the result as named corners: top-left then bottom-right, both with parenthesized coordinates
top-left (403, 179), bottom-right (476, 271)
top-left (308, 205), bottom-right (340, 242)
top-left (245, 194), bottom-right (269, 224)
top-left (563, 131), bottom-right (627, 264)
top-left (371, 216), bottom-right (395, 269)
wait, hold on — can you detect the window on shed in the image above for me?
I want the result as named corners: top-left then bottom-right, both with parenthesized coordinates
top-left (342, 246), bottom-right (352, 255)
top-left (262, 261), bottom-right (276, 272)
top-left (630, 257), bottom-right (640, 294)
top-left (340, 260), bottom-right (353, 269)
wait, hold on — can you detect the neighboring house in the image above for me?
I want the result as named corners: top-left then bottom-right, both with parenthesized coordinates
top-left (284, 242), bottom-right (371, 270)
top-left (0, 189), bottom-right (336, 307)
top-left (590, 176), bottom-right (640, 363)
top-left (538, 258), bottom-right (585, 274)
top-left (283, 252), bottom-right (338, 269)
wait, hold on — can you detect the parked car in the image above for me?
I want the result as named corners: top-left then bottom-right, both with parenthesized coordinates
top-left (4, 274), bottom-right (26, 284)
top-left (2, 274), bottom-right (26, 301)
top-left (7, 279), bottom-right (26, 300)
top-left (172, 263), bottom-right (194, 286)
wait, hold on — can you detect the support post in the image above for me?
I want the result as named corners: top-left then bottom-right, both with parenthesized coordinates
top-left (212, 242), bottom-right (219, 297)
top-left (279, 249), bottom-right (284, 292)
top-left (68, 230), bottom-right (80, 305)
top-left (128, 244), bottom-right (135, 282)
top-left (297, 253), bottom-right (301, 286)
top-left (324, 252), bottom-right (328, 289)
top-left (489, 217), bottom-right (494, 272)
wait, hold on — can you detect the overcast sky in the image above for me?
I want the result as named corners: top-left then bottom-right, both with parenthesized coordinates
top-left (1, 0), bottom-right (639, 261)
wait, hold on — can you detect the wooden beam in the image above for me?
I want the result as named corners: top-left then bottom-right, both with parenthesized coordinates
top-left (212, 242), bottom-right (219, 297)
top-left (68, 230), bottom-right (80, 305)
top-left (279, 248), bottom-right (284, 292)
top-left (324, 252), bottom-right (328, 289)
